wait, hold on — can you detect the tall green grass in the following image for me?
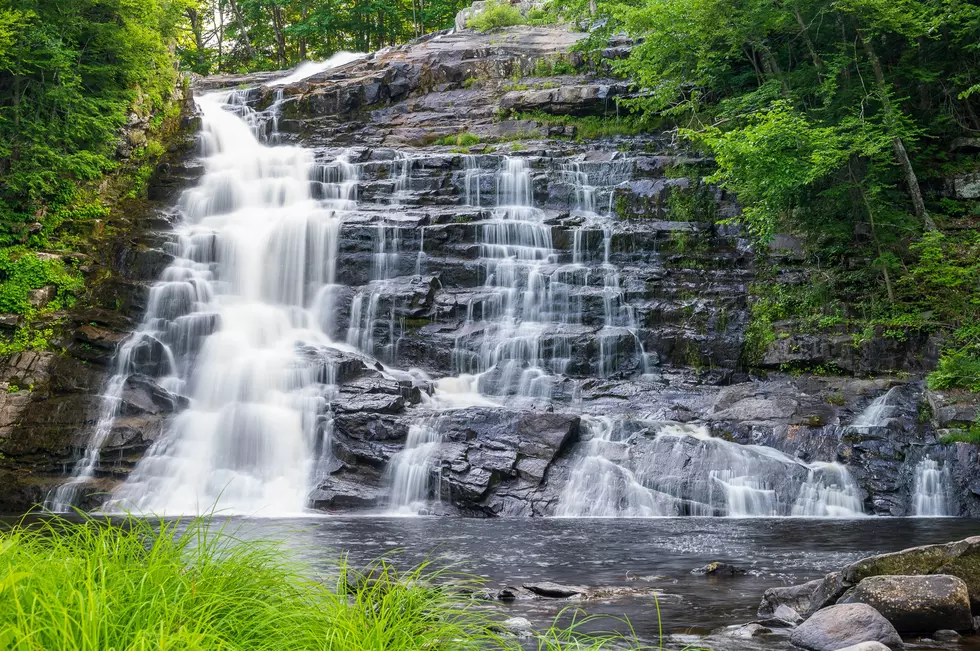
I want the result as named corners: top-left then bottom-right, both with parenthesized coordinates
top-left (0, 515), bottom-right (653, 650)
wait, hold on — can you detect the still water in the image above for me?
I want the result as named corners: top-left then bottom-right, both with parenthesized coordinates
top-left (227, 517), bottom-right (980, 642)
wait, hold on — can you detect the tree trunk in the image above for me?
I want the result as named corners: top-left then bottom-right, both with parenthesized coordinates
top-left (794, 4), bottom-right (823, 70)
top-left (186, 7), bottom-right (207, 71)
top-left (851, 164), bottom-right (896, 301)
top-left (859, 31), bottom-right (937, 232)
top-left (271, 5), bottom-right (287, 67)
top-left (228, 0), bottom-right (257, 59)
top-left (216, 1), bottom-right (225, 72)
top-left (299, 5), bottom-right (307, 61)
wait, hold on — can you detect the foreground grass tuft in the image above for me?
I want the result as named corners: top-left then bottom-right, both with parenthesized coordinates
top-left (0, 515), bottom-right (652, 650)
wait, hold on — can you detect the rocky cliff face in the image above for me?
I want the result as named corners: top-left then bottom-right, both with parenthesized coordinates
top-left (1, 23), bottom-right (977, 517)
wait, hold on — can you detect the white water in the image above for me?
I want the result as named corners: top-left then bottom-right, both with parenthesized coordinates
top-left (791, 463), bottom-right (865, 517)
top-left (265, 52), bottom-right (366, 86)
top-left (81, 90), bottom-right (362, 515)
top-left (557, 419), bottom-right (865, 518)
top-left (46, 83), bottom-right (884, 519)
top-left (912, 458), bottom-right (953, 516)
top-left (852, 387), bottom-right (899, 428)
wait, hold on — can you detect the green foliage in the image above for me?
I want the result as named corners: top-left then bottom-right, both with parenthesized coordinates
top-left (568, 0), bottom-right (980, 362)
top-left (939, 421), bottom-right (980, 445)
top-left (927, 352), bottom-right (980, 393)
top-left (436, 133), bottom-right (483, 147)
top-left (468, 0), bottom-right (526, 32)
top-left (0, 0), bottom-right (181, 244)
top-left (0, 514), bottom-right (651, 651)
top-left (0, 250), bottom-right (84, 316)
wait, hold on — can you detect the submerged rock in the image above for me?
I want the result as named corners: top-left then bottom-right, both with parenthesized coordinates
top-left (789, 603), bottom-right (903, 651)
top-left (692, 562), bottom-right (747, 576)
top-left (838, 574), bottom-right (973, 634)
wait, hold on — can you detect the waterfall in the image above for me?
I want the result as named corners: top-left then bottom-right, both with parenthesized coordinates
top-left (45, 375), bottom-right (127, 511)
top-left (555, 417), bottom-right (667, 517)
top-left (452, 157), bottom-right (559, 398)
top-left (558, 420), bottom-right (866, 518)
top-left (852, 387), bottom-right (899, 427)
top-left (386, 418), bottom-right (444, 515)
top-left (912, 458), bottom-right (953, 516)
top-left (345, 153), bottom-right (409, 361)
top-left (57, 87), bottom-right (361, 516)
top-left (791, 463), bottom-right (865, 517)
top-left (265, 52), bottom-right (366, 86)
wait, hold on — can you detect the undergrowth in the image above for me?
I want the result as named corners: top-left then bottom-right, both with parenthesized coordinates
top-left (468, 0), bottom-right (525, 32)
top-left (0, 515), bottom-right (664, 650)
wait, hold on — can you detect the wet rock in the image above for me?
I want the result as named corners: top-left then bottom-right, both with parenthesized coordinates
top-left (720, 623), bottom-right (772, 638)
top-left (522, 581), bottom-right (585, 598)
top-left (789, 604), bottom-right (903, 651)
top-left (758, 573), bottom-right (848, 620)
top-left (838, 574), bottom-right (973, 634)
top-left (833, 643), bottom-right (893, 651)
top-left (757, 604), bottom-right (804, 627)
top-left (497, 586), bottom-right (523, 601)
top-left (692, 562), bottom-right (747, 576)
top-left (933, 630), bottom-right (961, 640)
top-left (501, 616), bottom-right (533, 633)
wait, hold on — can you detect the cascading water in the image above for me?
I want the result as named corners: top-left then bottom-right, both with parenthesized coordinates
top-left (386, 417), bottom-right (444, 515)
top-left (56, 84), bottom-right (365, 515)
top-left (791, 463), bottom-right (865, 517)
top-left (912, 458), bottom-right (953, 516)
top-left (557, 420), bottom-right (865, 517)
top-left (346, 153), bottom-right (410, 361)
top-left (44, 63), bottom-right (893, 519)
top-left (852, 387), bottom-right (899, 427)
top-left (452, 157), bottom-right (559, 398)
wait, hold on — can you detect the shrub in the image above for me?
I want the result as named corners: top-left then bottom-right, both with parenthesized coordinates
top-left (435, 133), bottom-right (482, 147)
top-left (927, 351), bottom-right (980, 392)
top-left (468, 1), bottom-right (526, 32)
top-left (0, 249), bottom-right (84, 315)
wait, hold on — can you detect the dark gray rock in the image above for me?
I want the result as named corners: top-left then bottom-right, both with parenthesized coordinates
top-left (692, 562), bottom-right (747, 576)
top-left (789, 604), bottom-right (903, 651)
top-left (838, 574), bottom-right (973, 634)
top-left (522, 581), bottom-right (585, 598)
top-left (758, 572), bottom-right (848, 620)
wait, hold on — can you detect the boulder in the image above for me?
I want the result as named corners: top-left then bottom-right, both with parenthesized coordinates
top-left (758, 572), bottom-right (847, 620)
top-left (789, 604), bottom-right (903, 651)
top-left (838, 575), bottom-right (973, 634)
top-left (842, 536), bottom-right (980, 609)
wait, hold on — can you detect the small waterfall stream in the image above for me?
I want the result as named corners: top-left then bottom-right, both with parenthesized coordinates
top-left (557, 419), bottom-right (865, 518)
top-left (912, 458), bottom-right (953, 516)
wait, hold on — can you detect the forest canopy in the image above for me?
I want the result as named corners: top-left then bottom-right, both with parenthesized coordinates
top-left (556, 0), bottom-right (980, 385)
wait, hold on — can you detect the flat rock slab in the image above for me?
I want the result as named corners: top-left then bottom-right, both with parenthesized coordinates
top-left (839, 574), bottom-right (973, 634)
top-left (789, 603), bottom-right (903, 651)
top-left (522, 581), bottom-right (586, 598)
